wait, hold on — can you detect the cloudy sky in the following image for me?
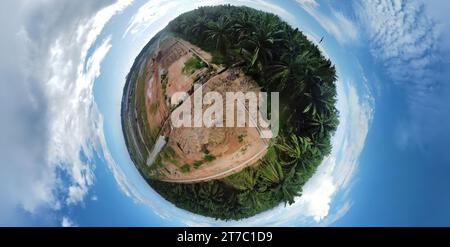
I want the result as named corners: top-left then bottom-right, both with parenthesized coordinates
top-left (0, 0), bottom-right (449, 226)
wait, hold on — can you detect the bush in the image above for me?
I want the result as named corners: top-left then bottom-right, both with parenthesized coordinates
top-left (204, 154), bottom-right (216, 162)
top-left (180, 164), bottom-right (191, 173)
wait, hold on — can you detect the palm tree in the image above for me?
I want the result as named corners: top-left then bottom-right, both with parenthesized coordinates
top-left (302, 81), bottom-right (338, 117)
top-left (276, 135), bottom-right (312, 166)
top-left (276, 134), bottom-right (318, 179)
top-left (239, 15), bottom-right (284, 72)
top-left (192, 16), bottom-right (209, 42)
top-left (313, 135), bottom-right (333, 157)
top-left (309, 112), bottom-right (339, 139)
top-left (209, 182), bottom-right (223, 198)
top-left (282, 27), bottom-right (304, 55)
top-left (238, 190), bottom-right (266, 210)
top-left (258, 158), bottom-right (284, 185)
top-left (267, 54), bottom-right (297, 91)
top-left (270, 50), bottom-right (318, 98)
top-left (316, 60), bottom-right (337, 86)
top-left (206, 16), bottom-right (232, 55)
top-left (268, 51), bottom-right (310, 92)
top-left (233, 9), bottom-right (255, 43)
top-left (319, 84), bottom-right (338, 114)
top-left (272, 179), bottom-right (299, 205)
top-left (179, 15), bottom-right (196, 36)
top-left (224, 168), bottom-right (258, 191)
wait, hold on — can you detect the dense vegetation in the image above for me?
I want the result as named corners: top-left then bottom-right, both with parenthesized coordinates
top-left (148, 5), bottom-right (339, 220)
top-left (182, 54), bottom-right (207, 75)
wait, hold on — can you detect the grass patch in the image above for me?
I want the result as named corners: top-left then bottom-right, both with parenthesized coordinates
top-left (204, 154), bottom-right (216, 162)
top-left (161, 73), bottom-right (168, 96)
top-left (182, 55), bottom-right (206, 75)
top-left (134, 71), bottom-right (159, 152)
top-left (193, 160), bottom-right (205, 169)
top-left (192, 153), bottom-right (216, 169)
top-left (150, 102), bottom-right (159, 114)
top-left (211, 51), bottom-right (226, 65)
top-left (161, 146), bottom-right (179, 165)
top-left (240, 145), bottom-right (248, 155)
top-left (180, 164), bottom-right (191, 173)
top-left (238, 134), bottom-right (246, 143)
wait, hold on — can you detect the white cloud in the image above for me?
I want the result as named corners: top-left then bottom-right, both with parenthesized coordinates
top-left (297, 157), bottom-right (337, 222)
top-left (356, 0), bottom-right (450, 154)
top-left (241, 0), bottom-right (296, 23)
top-left (319, 200), bottom-right (352, 226)
top-left (45, 0), bottom-right (133, 207)
top-left (50, 36), bottom-right (112, 206)
top-left (296, 1), bottom-right (358, 44)
top-left (61, 216), bottom-right (77, 227)
top-left (0, 0), bottom-right (133, 224)
top-left (356, 0), bottom-right (439, 85)
top-left (124, 0), bottom-right (296, 38)
top-left (334, 85), bottom-right (374, 189)
top-left (421, 0), bottom-right (450, 49)
top-left (124, 0), bottom-right (182, 37)
top-left (296, 0), bottom-right (318, 8)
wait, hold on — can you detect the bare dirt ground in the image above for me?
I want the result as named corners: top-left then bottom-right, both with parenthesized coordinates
top-left (165, 39), bottom-right (211, 101)
top-left (138, 37), bottom-right (268, 183)
top-left (143, 54), bottom-right (169, 140)
top-left (179, 39), bottom-right (213, 63)
top-left (154, 68), bottom-right (269, 183)
top-left (142, 37), bottom-right (205, 148)
top-left (165, 56), bottom-right (209, 100)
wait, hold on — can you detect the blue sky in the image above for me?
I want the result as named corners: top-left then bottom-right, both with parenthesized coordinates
top-left (1, 0), bottom-right (449, 226)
